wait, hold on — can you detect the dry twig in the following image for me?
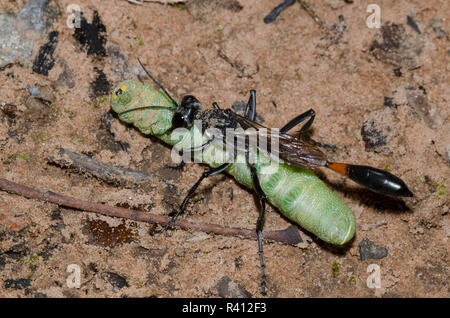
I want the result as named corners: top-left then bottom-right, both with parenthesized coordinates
top-left (47, 148), bottom-right (154, 185)
top-left (0, 177), bottom-right (304, 246)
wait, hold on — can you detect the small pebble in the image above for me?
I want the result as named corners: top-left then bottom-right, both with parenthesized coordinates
top-left (359, 238), bottom-right (388, 260)
top-left (214, 276), bottom-right (252, 298)
top-left (28, 85), bottom-right (40, 96)
top-left (132, 66), bottom-right (141, 76)
top-left (102, 272), bottom-right (129, 289)
top-left (4, 278), bottom-right (31, 289)
top-left (175, 247), bottom-right (185, 256)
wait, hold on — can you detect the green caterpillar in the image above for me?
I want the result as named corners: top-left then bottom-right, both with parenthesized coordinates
top-left (110, 80), bottom-right (356, 245)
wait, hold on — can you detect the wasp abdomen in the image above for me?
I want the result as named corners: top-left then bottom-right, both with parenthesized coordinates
top-left (347, 165), bottom-right (413, 197)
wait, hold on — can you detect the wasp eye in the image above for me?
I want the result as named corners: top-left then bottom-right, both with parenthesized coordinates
top-left (115, 88), bottom-right (123, 96)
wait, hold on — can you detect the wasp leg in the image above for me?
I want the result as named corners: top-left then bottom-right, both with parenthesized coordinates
top-left (281, 109), bottom-right (337, 150)
top-left (180, 137), bottom-right (214, 155)
top-left (164, 138), bottom-right (214, 170)
top-left (280, 109), bottom-right (315, 134)
top-left (157, 163), bottom-right (230, 233)
top-left (246, 150), bottom-right (268, 295)
top-left (264, 0), bottom-right (296, 24)
top-left (212, 102), bottom-right (221, 110)
top-left (244, 90), bottom-right (256, 121)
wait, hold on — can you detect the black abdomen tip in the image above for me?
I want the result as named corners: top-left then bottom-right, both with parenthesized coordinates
top-left (348, 165), bottom-right (413, 197)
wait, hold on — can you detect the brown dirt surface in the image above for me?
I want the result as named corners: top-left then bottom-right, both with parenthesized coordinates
top-left (0, 0), bottom-right (448, 298)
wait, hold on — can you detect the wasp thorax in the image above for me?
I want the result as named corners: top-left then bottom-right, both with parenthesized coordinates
top-left (172, 95), bottom-right (202, 128)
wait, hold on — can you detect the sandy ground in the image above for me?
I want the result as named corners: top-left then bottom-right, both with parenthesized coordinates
top-left (0, 0), bottom-right (448, 297)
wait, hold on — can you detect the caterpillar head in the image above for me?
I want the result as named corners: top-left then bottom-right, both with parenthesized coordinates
top-left (110, 80), bottom-right (137, 113)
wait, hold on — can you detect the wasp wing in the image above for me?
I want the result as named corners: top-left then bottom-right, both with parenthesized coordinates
top-left (223, 112), bottom-right (327, 168)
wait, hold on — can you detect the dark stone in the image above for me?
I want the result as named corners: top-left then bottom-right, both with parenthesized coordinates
top-left (214, 276), bottom-right (252, 298)
top-left (7, 130), bottom-right (19, 138)
top-left (406, 15), bottom-right (421, 34)
top-left (418, 85), bottom-right (427, 95)
top-left (73, 11), bottom-right (107, 56)
top-left (90, 68), bottom-right (111, 98)
top-left (227, 187), bottom-right (233, 200)
top-left (5, 243), bottom-right (30, 260)
top-left (383, 96), bottom-right (397, 108)
top-left (359, 238), bottom-right (388, 260)
top-left (0, 104), bottom-right (18, 119)
top-left (405, 87), bottom-right (441, 129)
top-left (52, 59), bottom-right (75, 89)
top-left (4, 278), bottom-right (31, 289)
top-left (328, 14), bottom-right (347, 45)
top-left (89, 262), bottom-right (98, 273)
top-left (429, 18), bottom-right (446, 39)
top-left (361, 119), bottom-right (388, 151)
top-left (96, 111), bottom-right (130, 152)
top-left (393, 68), bottom-right (402, 77)
top-left (0, 0), bottom-right (60, 68)
top-left (32, 31), bottom-right (58, 76)
top-left (134, 247), bottom-right (161, 262)
top-left (379, 23), bottom-right (404, 50)
top-left (18, 0), bottom-right (61, 33)
top-left (42, 0), bottom-right (61, 29)
top-left (414, 262), bottom-right (447, 293)
top-left (103, 272), bottom-right (129, 289)
top-left (187, 0), bottom-right (243, 20)
top-left (107, 45), bottom-right (130, 80)
top-left (50, 208), bottom-right (62, 220)
top-left (62, 290), bottom-right (77, 298)
top-left (234, 256), bottom-right (243, 269)
top-left (37, 239), bottom-right (59, 261)
top-left (0, 256), bottom-right (5, 270)
top-left (370, 22), bottom-right (424, 70)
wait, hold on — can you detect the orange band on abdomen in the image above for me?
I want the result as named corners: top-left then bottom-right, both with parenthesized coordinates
top-left (327, 162), bottom-right (349, 176)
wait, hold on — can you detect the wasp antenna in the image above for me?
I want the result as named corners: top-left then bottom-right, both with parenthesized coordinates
top-left (137, 58), bottom-right (179, 107)
top-left (327, 162), bottom-right (413, 197)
